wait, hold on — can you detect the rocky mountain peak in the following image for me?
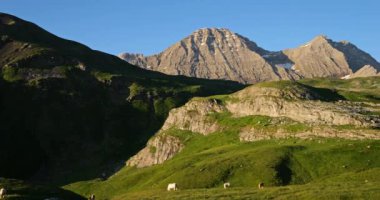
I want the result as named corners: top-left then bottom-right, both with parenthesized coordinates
top-left (191, 27), bottom-right (238, 40)
top-left (192, 27), bottom-right (234, 35)
top-left (188, 27), bottom-right (239, 48)
top-left (120, 28), bottom-right (380, 84)
top-left (312, 34), bottom-right (329, 41)
top-left (185, 27), bottom-right (264, 54)
top-left (300, 35), bottom-right (333, 48)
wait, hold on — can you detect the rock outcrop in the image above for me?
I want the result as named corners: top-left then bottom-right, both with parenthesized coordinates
top-left (120, 29), bottom-right (380, 84)
top-left (126, 135), bottom-right (184, 168)
top-left (127, 82), bottom-right (380, 167)
top-left (161, 99), bottom-right (226, 135)
top-left (226, 85), bottom-right (372, 126)
top-left (239, 126), bottom-right (380, 142)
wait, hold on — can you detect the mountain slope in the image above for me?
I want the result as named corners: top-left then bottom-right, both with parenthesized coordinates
top-left (64, 77), bottom-right (380, 200)
top-left (127, 78), bottom-right (380, 168)
top-left (120, 29), bottom-right (380, 83)
top-left (0, 13), bottom-right (243, 184)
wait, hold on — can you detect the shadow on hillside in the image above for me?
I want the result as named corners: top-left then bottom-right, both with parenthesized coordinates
top-left (301, 84), bottom-right (346, 101)
top-left (0, 69), bottom-right (245, 186)
top-left (275, 158), bottom-right (293, 185)
top-left (0, 178), bottom-right (86, 200)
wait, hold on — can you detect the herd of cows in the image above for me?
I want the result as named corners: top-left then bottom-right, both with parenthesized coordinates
top-left (0, 183), bottom-right (266, 199)
top-left (166, 182), bottom-right (265, 191)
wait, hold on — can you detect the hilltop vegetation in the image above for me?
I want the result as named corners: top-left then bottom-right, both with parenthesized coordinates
top-left (300, 77), bottom-right (380, 103)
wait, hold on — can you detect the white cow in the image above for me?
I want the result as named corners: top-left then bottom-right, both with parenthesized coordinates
top-left (223, 182), bottom-right (230, 189)
top-left (0, 188), bottom-right (6, 199)
top-left (167, 183), bottom-right (177, 191)
top-left (258, 182), bottom-right (264, 189)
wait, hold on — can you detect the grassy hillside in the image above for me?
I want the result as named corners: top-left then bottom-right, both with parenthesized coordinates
top-left (115, 174), bottom-right (380, 200)
top-left (63, 77), bottom-right (380, 199)
top-left (65, 134), bottom-right (380, 199)
top-left (300, 77), bottom-right (380, 103)
top-left (0, 13), bottom-right (244, 185)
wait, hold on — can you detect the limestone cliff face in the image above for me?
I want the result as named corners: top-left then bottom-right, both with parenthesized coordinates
top-left (161, 99), bottom-right (226, 135)
top-left (160, 86), bottom-right (362, 135)
top-left (226, 86), bottom-right (370, 126)
top-left (164, 85), bottom-right (377, 130)
top-left (119, 29), bottom-right (380, 83)
top-left (126, 135), bottom-right (183, 168)
top-left (126, 99), bottom-right (224, 168)
top-left (126, 83), bottom-right (380, 167)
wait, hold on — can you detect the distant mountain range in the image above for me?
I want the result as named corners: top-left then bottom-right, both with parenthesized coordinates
top-left (120, 28), bottom-right (380, 84)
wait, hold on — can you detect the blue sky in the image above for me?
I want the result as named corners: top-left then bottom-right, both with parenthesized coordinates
top-left (1, 0), bottom-right (379, 60)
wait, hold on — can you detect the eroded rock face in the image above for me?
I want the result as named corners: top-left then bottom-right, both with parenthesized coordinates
top-left (226, 85), bottom-right (378, 127)
top-left (155, 84), bottom-right (379, 135)
top-left (126, 135), bottom-right (184, 168)
top-left (161, 99), bottom-right (226, 135)
top-left (126, 99), bottom-right (226, 168)
top-left (127, 84), bottom-right (380, 167)
top-left (119, 29), bottom-right (380, 84)
top-left (226, 97), bottom-right (366, 127)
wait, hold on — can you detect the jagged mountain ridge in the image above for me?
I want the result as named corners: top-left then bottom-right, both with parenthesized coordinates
top-left (120, 28), bottom-right (380, 84)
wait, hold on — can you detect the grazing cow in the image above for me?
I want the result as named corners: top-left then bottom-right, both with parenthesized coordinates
top-left (258, 182), bottom-right (264, 189)
top-left (167, 183), bottom-right (177, 191)
top-left (89, 194), bottom-right (95, 200)
top-left (0, 188), bottom-right (6, 199)
top-left (223, 182), bottom-right (230, 189)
